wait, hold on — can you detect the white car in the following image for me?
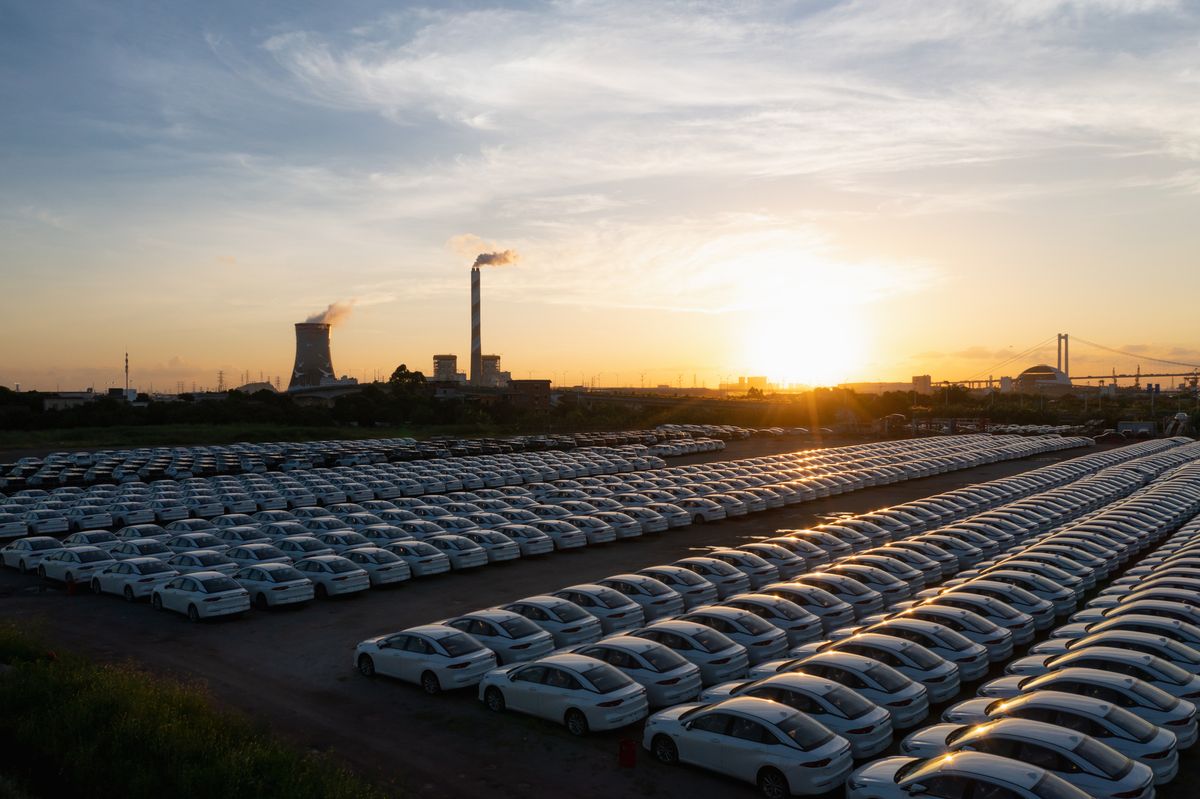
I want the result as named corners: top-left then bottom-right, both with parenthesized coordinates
top-left (62, 530), bottom-right (121, 552)
top-left (294, 555), bottom-right (370, 597)
top-left (233, 563), bottom-right (315, 609)
top-left (356, 623), bottom-right (497, 693)
top-left (90, 557), bottom-right (179, 601)
top-left (573, 635), bottom-right (704, 708)
top-left (643, 696), bottom-right (854, 797)
top-left (384, 540), bottom-right (453, 577)
top-left (598, 573), bottom-right (686, 622)
top-left (426, 534), bottom-right (489, 570)
top-left (479, 653), bottom-right (649, 736)
top-left (273, 535), bottom-right (335, 561)
top-left (461, 530), bottom-right (522, 563)
top-left (445, 609), bottom-right (556, 664)
top-left (165, 550), bottom-right (238, 575)
top-left (343, 546), bottom-right (412, 586)
top-left (632, 619), bottom-right (751, 686)
top-left (1, 536), bottom-right (64, 573)
top-left (846, 751), bottom-right (1092, 799)
top-left (38, 546), bottom-right (116, 584)
top-left (226, 543), bottom-right (293, 568)
top-left (552, 584), bottom-right (647, 634)
top-left (495, 524), bottom-right (556, 556)
top-left (109, 538), bottom-right (175, 561)
top-left (151, 571), bottom-right (250, 622)
top-left (500, 595), bottom-right (604, 646)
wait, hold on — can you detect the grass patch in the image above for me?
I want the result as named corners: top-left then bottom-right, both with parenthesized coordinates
top-left (0, 623), bottom-right (391, 799)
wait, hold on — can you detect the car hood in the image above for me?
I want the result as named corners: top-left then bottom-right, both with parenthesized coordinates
top-left (1005, 654), bottom-right (1053, 676)
top-left (848, 756), bottom-right (913, 788)
top-left (900, 723), bottom-right (958, 755)
top-left (978, 675), bottom-right (1025, 697)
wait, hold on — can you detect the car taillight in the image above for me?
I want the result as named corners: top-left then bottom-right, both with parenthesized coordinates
top-left (711, 657), bottom-right (731, 665)
top-left (563, 626), bottom-right (581, 633)
top-left (597, 699), bottom-right (623, 707)
top-left (447, 662), bottom-right (471, 669)
top-left (847, 725), bottom-right (876, 734)
top-left (889, 698), bottom-right (912, 707)
top-left (203, 596), bottom-right (222, 602)
top-left (138, 577), bottom-right (154, 583)
top-left (1144, 749), bottom-right (1172, 760)
top-left (512, 643), bottom-right (530, 650)
top-left (657, 677), bottom-right (681, 685)
top-left (1113, 790), bottom-right (1146, 799)
top-left (1167, 718), bottom-right (1191, 726)
top-left (801, 758), bottom-right (831, 768)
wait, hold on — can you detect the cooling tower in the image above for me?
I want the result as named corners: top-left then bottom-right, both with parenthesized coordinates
top-left (289, 323), bottom-right (335, 390)
top-left (470, 266), bottom-right (482, 385)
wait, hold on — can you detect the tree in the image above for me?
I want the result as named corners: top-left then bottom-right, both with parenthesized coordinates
top-left (388, 364), bottom-right (427, 397)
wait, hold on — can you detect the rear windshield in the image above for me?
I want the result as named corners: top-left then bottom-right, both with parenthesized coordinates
top-left (77, 550), bottom-right (111, 563)
top-left (692, 628), bottom-right (732, 653)
top-left (778, 713), bottom-right (834, 750)
top-left (135, 561), bottom-right (172, 575)
top-left (552, 602), bottom-right (591, 622)
top-left (1105, 706), bottom-right (1157, 743)
top-left (865, 662), bottom-right (910, 691)
top-left (641, 646), bottom-right (688, 672)
top-left (411, 543), bottom-right (441, 556)
top-left (439, 633), bottom-right (485, 657)
top-left (738, 614), bottom-right (776, 635)
top-left (196, 553), bottom-right (228, 565)
top-left (1131, 680), bottom-right (1178, 711)
top-left (901, 644), bottom-right (943, 669)
top-left (641, 580), bottom-right (672, 597)
top-left (593, 588), bottom-right (632, 609)
top-left (823, 685), bottom-right (873, 719)
top-left (200, 577), bottom-right (240, 593)
top-left (499, 616), bottom-right (542, 637)
top-left (327, 560), bottom-right (360, 574)
top-left (1073, 736), bottom-right (1132, 779)
top-left (29, 539), bottom-right (61, 551)
top-left (582, 664), bottom-right (634, 693)
top-left (269, 567), bottom-right (306, 583)
top-left (1032, 774), bottom-right (1086, 799)
top-left (668, 569), bottom-right (707, 587)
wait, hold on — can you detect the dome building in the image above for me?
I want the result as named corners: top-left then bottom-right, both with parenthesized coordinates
top-left (1016, 364), bottom-right (1072, 394)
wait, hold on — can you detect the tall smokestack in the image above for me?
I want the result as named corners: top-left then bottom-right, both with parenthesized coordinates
top-left (470, 266), bottom-right (482, 385)
top-left (289, 323), bottom-right (335, 390)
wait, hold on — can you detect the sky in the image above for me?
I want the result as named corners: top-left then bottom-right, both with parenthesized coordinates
top-left (2, 0), bottom-right (1200, 392)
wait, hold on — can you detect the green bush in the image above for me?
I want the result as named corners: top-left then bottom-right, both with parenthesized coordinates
top-left (0, 625), bottom-right (390, 799)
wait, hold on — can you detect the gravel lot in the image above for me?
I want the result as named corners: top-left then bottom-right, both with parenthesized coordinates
top-left (0, 440), bottom-right (1134, 798)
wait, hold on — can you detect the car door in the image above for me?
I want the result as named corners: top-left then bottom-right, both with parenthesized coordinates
top-left (372, 634), bottom-right (411, 679)
top-left (724, 716), bottom-right (779, 782)
top-left (396, 634), bottom-right (435, 683)
top-left (161, 577), bottom-right (189, 612)
top-left (539, 666), bottom-right (583, 722)
top-left (507, 665), bottom-right (549, 714)
top-left (680, 711), bottom-right (733, 767)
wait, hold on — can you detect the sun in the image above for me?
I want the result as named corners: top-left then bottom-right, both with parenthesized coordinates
top-left (738, 307), bottom-right (867, 388)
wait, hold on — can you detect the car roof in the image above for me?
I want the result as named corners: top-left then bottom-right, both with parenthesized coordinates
top-left (458, 608), bottom-right (522, 622)
top-left (707, 696), bottom-right (801, 725)
top-left (536, 653), bottom-right (603, 671)
top-left (913, 750), bottom-right (1047, 789)
top-left (644, 619), bottom-right (712, 636)
top-left (962, 717), bottom-right (1084, 749)
top-left (405, 623), bottom-right (459, 638)
top-left (587, 635), bottom-right (660, 654)
top-left (998, 690), bottom-right (1113, 716)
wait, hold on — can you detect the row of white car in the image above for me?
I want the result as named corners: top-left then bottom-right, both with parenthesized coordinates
top-left (352, 438), bottom-right (1200, 797)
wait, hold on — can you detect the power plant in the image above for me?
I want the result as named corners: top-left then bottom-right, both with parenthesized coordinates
top-left (288, 323), bottom-right (335, 390)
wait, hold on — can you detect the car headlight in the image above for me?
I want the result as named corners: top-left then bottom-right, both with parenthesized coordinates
top-left (845, 778), bottom-right (867, 791)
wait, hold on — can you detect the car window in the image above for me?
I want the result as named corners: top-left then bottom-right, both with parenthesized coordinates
top-left (544, 668), bottom-right (581, 690)
top-left (403, 636), bottom-right (433, 654)
top-left (689, 712), bottom-right (731, 734)
top-left (917, 776), bottom-right (972, 798)
top-left (1015, 742), bottom-right (1072, 772)
top-left (728, 717), bottom-right (774, 744)
top-left (513, 665), bottom-right (548, 684)
top-left (519, 605), bottom-right (549, 621)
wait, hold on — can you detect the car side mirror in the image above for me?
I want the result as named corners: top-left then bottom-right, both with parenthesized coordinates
top-left (903, 784), bottom-right (925, 794)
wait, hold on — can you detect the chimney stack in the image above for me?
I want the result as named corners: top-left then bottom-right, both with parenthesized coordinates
top-left (289, 323), bottom-right (335, 390)
top-left (470, 266), bottom-right (482, 385)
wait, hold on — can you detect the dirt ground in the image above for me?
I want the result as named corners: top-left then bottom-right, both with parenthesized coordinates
top-left (5, 439), bottom-right (1168, 799)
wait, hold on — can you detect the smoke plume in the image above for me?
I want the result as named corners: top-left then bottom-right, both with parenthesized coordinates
top-left (304, 300), bottom-right (355, 326)
top-left (473, 250), bottom-right (519, 267)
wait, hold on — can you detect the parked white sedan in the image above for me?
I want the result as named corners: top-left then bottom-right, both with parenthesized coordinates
top-left (479, 653), bottom-right (649, 735)
top-left (151, 571), bottom-right (250, 622)
top-left (90, 557), bottom-right (179, 601)
top-left (344, 547), bottom-right (412, 586)
top-left (1, 536), bottom-right (64, 573)
top-left (445, 609), bottom-right (556, 664)
top-left (294, 555), bottom-right (370, 597)
top-left (233, 563), bottom-right (315, 609)
top-left (643, 696), bottom-right (854, 797)
top-left (356, 623), bottom-right (497, 693)
top-left (38, 546), bottom-right (116, 584)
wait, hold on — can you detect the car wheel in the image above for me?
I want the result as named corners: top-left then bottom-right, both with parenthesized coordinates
top-left (255, 593), bottom-right (269, 611)
top-left (123, 585), bottom-right (135, 602)
top-left (565, 709), bottom-right (589, 737)
top-left (484, 687), bottom-right (506, 712)
top-left (420, 671), bottom-right (441, 695)
top-left (651, 735), bottom-right (678, 764)
top-left (357, 654), bottom-right (376, 677)
top-left (693, 515), bottom-right (705, 525)
top-left (91, 579), bottom-right (102, 593)
top-left (757, 767), bottom-right (789, 799)
top-left (37, 565), bottom-right (46, 579)
top-left (64, 572), bottom-right (74, 586)
top-left (18, 560), bottom-right (27, 574)
top-left (187, 604), bottom-right (200, 623)
top-left (315, 584), bottom-right (328, 599)
top-left (151, 593), bottom-right (163, 610)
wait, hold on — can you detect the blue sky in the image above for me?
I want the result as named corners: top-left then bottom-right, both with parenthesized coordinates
top-left (3, 1), bottom-right (1200, 390)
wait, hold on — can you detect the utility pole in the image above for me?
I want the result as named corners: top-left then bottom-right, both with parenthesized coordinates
top-left (124, 351), bottom-right (129, 398)
top-left (217, 370), bottom-right (225, 392)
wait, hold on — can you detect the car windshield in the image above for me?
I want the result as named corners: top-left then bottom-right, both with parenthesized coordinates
top-left (822, 686), bottom-right (874, 719)
top-left (552, 602), bottom-right (591, 622)
top-left (582, 664), bottom-right (633, 693)
top-left (269, 567), bottom-right (306, 583)
top-left (1074, 736), bottom-right (1132, 779)
top-left (1104, 707), bottom-right (1157, 743)
top-left (1130, 680), bottom-right (1178, 711)
top-left (864, 662), bottom-right (910, 691)
top-left (136, 561), bottom-right (172, 575)
top-left (200, 577), bottom-right (240, 593)
top-left (499, 616), bottom-right (543, 637)
top-left (778, 713), bottom-right (834, 750)
top-left (77, 550), bottom-right (111, 563)
top-left (691, 628), bottom-right (731, 653)
top-left (327, 560), bottom-right (360, 574)
top-left (439, 633), bottom-right (485, 656)
top-left (29, 539), bottom-right (60, 551)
